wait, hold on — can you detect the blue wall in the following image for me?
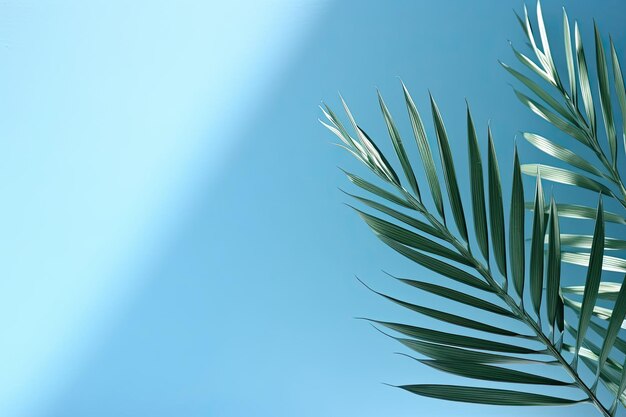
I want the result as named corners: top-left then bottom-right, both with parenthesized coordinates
top-left (0, 1), bottom-right (625, 416)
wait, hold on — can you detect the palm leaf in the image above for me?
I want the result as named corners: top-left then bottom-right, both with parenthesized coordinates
top-left (514, 90), bottom-right (588, 144)
top-left (325, 86), bottom-right (614, 414)
top-left (488, 131), bottom-right (507, 279)
top-left (521, 164), bottom-right (614, 196)
top-left (526, 201), bottom-right (626, 225)
top-left (378, 91), bottom-right (422, 199)
top-left (323, 12), bottom-right (626, 410)
top-left (430, 95), bottom-right (469, 241)
top-left (342, 170), bottom-right (412, 209)
top-left (341, 95), bottom-right (401, 185)
top-left (610, 40), bottom-right (626, 155)
top-left (419, 360), bottom-right (572, 386)
top-left (373, 320), bottom-right (537, 354)
top-left (594, 24), bottom-right (617, 168)
top-left (563, 9), bottom-right (576, 106)
top-left (564, 297), bottom-right (615, 323)
top-left (501, 63), bottom-right (575, 124)
top-left (399, 385), bottom-right (584, 406)
top-left (402, 82), bottom-right (446, 221)
top-left (506, 10), bottom-right (626, 321)
top-left (588, 319), bottom-right (626, 356)
top-left (354, 208), bottom-right (470, 265)
top-left (343, 191), bottom-right (443, 239)
top-left (563, 282), bottom-right (623, 301)
top-left (575, 22), bottom-right (596, 136)
top-left (378, 237), bottom-right (490, 291)
top-left (546, 198), bottom-right (563, 333)
top-left (561, 251), bottom-right (626, 273)
top-left (362, 280), bottom-right (520, 337)
top-left (523, 132), bottom-right (603, 177)
top-left (507, 1), bottom-right (626, 214)
top-left (548, 234), bottom-right (626, 251)
top-left (510, 146), bottom-right (525, 299)
top-left (529, 173), bottom-right (545, 317)
top-left (574, 198), bottom-right (605, 367)
top-left (395, 337), bottom-right (550, 365)
top-left (396, 278), bottom-right (514, 318)
top-left (467, 106), bottom-right (489, 263)
top-left (595, 275), bottom-right (626, 389)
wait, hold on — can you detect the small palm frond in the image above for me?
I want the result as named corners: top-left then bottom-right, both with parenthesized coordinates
top-left (322, 76), bottom-right (625, 415)
top-left (504, 2), bottom-right (626, 275)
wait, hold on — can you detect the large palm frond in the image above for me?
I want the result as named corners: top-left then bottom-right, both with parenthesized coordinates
top-left (322, 83), bottom-right (624, 417)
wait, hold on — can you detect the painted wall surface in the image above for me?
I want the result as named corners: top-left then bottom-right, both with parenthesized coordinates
top-left (0, 1), bottom-right (624, 416)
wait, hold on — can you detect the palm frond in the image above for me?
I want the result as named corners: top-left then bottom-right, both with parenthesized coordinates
top-left (506, 12), bottom-right (626, 392)
top-left (322, 2), bottom-right (626, 416)
top-left (321, 82), bottom-right (617, 415)
top-left (506, 1), bottom-right (626, 212)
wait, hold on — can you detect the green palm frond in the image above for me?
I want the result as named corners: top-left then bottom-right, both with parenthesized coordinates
top-left (506, 6), bottom-right (626, 409)
top-left (322, 83), bottom-right (624, 415)
top-left (505, 2), bottom-right (626, 217)
top-left (322, 2), bottom-right (626, 416)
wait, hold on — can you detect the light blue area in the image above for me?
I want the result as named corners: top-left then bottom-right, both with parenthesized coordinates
top-left (0, 1), bottom-right (625, 416)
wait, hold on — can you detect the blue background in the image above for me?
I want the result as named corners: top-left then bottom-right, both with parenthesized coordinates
top-left (1, 0), bottom-right (625, 416)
